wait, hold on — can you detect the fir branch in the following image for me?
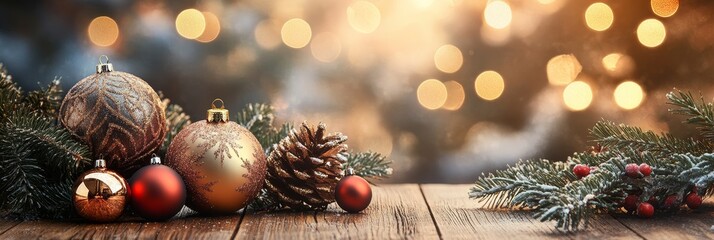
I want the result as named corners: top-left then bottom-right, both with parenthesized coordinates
top-left (590, 120), bottom-right (710, 156)
top-left (344, 151), bottom-right (392, 180)
top-left (469, 159), bottom-right (576, 208)
top-left (24, 78), bottom-right (63, 119)
top-left (529, 158), bottom-right (627, 231)
top-left (246, 188), bottom-right (284, 211)
top-left (159, 96), bottom-right (191, 157)
top-left (235, 103), bottom-right (292, 154)
top-left (0, 64), bottom-right (22, 121)
top-left (0, 109), bottom-right (91, 218)
top-left (667, 91), bottom-right (714, 142)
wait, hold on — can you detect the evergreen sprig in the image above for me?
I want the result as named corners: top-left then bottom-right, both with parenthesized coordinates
top-left (159, 94), bottom-right (192, 158)
top-left (591, 120), bottom-right (710, 156)
top-left (470, 90), bottom-right (714, 231)
top-left (235, 103), bottom-right (292, 154)
top-left (344, 151), bottom-right (393, 181)
top-left (667, 91), bottom-right (714, 142)
top-left (0, 65), bottom-right (91, 219)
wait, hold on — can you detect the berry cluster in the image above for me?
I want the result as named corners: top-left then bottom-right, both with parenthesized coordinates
top-left (623, 189), bottom-right (702, 218)
top-left (574, 162), bottom-right (704, 219)
top-left (624, 163), bottom-right (651, 178)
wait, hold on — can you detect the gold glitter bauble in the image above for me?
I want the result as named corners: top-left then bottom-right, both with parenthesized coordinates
top-left (59, 57), bottom-right (166, 175)
top-left (165, 99), bottom-right (266, 214)
top-left (72, 159), bottom-right (129, 222)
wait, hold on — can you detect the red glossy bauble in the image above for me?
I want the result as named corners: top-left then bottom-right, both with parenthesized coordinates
top-left (129, 156), bottom-right (186, 221)
top-left (335, 175), bottom-right (372, 213)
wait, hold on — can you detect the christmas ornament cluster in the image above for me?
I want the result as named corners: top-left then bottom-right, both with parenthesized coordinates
top-left (0, 57), bottom-right (391, 222)
top-left (470, 91), bottom-right (714, 231)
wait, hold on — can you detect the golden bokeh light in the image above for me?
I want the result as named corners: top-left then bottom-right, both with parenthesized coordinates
top-left (585, 2), bottom-right (614, 31)
top-left (562, 81), bottom-right (593, 111)
top-left (484, 1), bottom-right (512, 29)
top-left (614, 81), bottom-right (645, 110)
top-left (637, 19), bottom-right (666, 48)
top-left (310, 32), bottom-right (342, 63)
top-left (255, 20), bottom-right (281, 50)
top-left (175, 9), bottom-right (206, 40)
top-left (417, 79), bottom-right (448, 110)
top-left (475, 70), bottom-right (505, 101)
top-left (546, 54), bottom-right (582, 86)
top-left (196, 12), bottom-right (221, 43)
top-left (281, 18), bottom-right (312, 49)
top-left (347, 1), bottom-right (381, 33)
top-left (442, 81), bottom-right (465, 110)
top-left (651, 0), bottom-right (679, 18)
top-left (87, 16), bottom-right (119, 47)
top-left (434, 44), bottom-right (463, 73)
top-left (602, 53), bottom-right (622, 72)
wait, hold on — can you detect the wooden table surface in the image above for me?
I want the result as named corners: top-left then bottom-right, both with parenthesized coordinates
top-left (1, 184), bottom-right (712, 239)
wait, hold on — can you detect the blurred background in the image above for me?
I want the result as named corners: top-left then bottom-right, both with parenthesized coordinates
top-left (0, 0), bottom-right (711, 183)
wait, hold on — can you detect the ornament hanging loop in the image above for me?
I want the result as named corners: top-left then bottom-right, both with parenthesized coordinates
top-left (150, 153), bottom-right (162, 165)
top-left (96, 55), bottom-right (114, 73)
top-left (207, 98), bottom-right (229, 123)
top-left (95, 159), bottom-right (107, 168)
top-left (211, 98), bottom-right (225, 109)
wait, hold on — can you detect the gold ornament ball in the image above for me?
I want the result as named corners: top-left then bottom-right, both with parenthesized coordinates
top-left (59, 57), bottom-right (166, 175)
top-left (72, 159), bottom-right (129, 222)
top-left (165, 99), bottom-right (266, 214)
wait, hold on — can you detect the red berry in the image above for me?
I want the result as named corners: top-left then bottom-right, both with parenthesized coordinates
top-left (686, 192), bottom-right (702, 209)
top-left (662, 195), bottom-right (678, 209)
top-left (625, 163), bottom-right (640, 178)
top-left (573, 164), bottom-right (590, 178)
top-left (637, 202), bottom-right (654, 218)
top-left (623, 195), bottom-right (639, 212)
top-left (639, 163), bottom-right (652, 176)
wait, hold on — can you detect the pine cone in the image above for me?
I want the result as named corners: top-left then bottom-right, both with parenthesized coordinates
top-left (265, 122), bottom-right (348, 210)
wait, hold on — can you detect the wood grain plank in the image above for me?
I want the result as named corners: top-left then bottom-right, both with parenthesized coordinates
top-left (0, 207), bottom-right (242, 240)
top-left (235, 184), bottom-right (439, 239)
top-left (0, 220), bottom-right (20, 235)
top-left (1, 219), bottom-right (143, 239)
top-left (137, 207), bottom-right (243, 239)
top-left (615, 198), bottom-right (714, 240)
top-left (421, 184), bottom-right (641, 240)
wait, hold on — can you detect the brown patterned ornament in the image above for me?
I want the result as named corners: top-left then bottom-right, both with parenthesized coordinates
top-left (165, 99), bottom-right (266, 214)
top-left (59, 56), bottom-right (166, 175)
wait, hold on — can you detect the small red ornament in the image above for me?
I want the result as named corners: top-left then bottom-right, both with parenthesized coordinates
top-left (639, 163), bottom-right (652, 177)
top-left (623, 195), bottom-right (639, 212)
top-left (662, 195), bottom-right (678, 209)
top-left (335, 171), bottom-right (372, 213)
top-left (625, 163), bottom-right (640, 178)
top-left (637, 202), bottom-right (654, 218)
top-left (685, 192), bottom-right (702, 209)
top-left (572, 164), bottom-right (590, 179)
top-left (129, 154), bottom-right (186, 221)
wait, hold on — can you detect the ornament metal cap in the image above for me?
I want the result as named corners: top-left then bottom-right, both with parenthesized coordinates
top-left (95, 159), bottom-right (107, 168)
top-left (96, 55), bottom-right (114, 73)
top-left (345, 168), bottom-right (355, 176)
top-left (207, 98), bottom-right (229, 123)
top-left (150, 153), bottom-right (161, 165)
